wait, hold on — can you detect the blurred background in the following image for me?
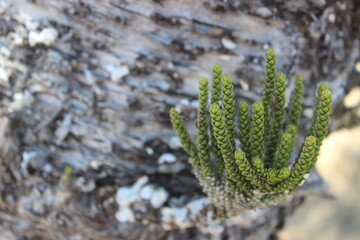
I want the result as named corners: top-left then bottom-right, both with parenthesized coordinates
top-left (280, 87), bottom-right (360, 240)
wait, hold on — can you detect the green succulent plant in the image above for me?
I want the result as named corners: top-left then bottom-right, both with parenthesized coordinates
top-left (170, 49), bottom-right (332, 216)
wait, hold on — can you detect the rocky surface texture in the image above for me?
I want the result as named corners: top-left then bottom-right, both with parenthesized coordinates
top-left (0, 0), bottom-right (359, 239)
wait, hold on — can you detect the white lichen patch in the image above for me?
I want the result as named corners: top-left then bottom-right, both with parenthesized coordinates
top-left (115, 207), bottom-right (135, 223)
top-left (75, 177), bottom-right (96, 193)
top-left (186, 198), bottom-right (211, 218)
top-left (140, 184), bottom-right (155, 200)
top-left (28, 28), bottom-right (58, 47)
top-left (239, 79), bottom-right (250, 91)
top-left (0, 46), bottom-right (27, 84)
top-left (158, 153), bottom-right (177, 164)
top-left (221, 38), bottom-right (237, 50)
top-left (17, 11), bottom-right (40, 31)
top-left (161, 207), bottom-right (192, 230)
top-left (8, 90), bottom-right (34, 112)
top-left (103, 63), bottom-right (129, 82)
top-left (21, 151), bottom-right (38, 175)
top-left (115, 176), bottom-right (148, 207)
top-left (160, 197), bottom-right (212, 231)
top-left (9, 26), bottom-right (28, 46)
top-left (115, 176), bottom-right (170, 222)
top-left (255, 7), bottom-right (273, 18)
top-left (160, 207), bottom-right (176, 230)
top-left (145, 147), bottom-right (154, 155)
top-left (149, 187), bottom-right (169, 209)
top-left (115, 176), bottom-right (148, 223)
top-left (43, 163), bottom-right (53, 173)
top-left (303, 108), bottom-right (313, 119)
top-left (140, 184), bottom-right (169, 209)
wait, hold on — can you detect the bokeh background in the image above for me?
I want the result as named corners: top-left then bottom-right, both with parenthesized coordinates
top-left (280, 87), bottom-right (360, 240)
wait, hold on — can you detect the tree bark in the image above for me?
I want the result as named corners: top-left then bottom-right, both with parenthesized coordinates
top-left (0, 0), bottom-right (359, 239)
